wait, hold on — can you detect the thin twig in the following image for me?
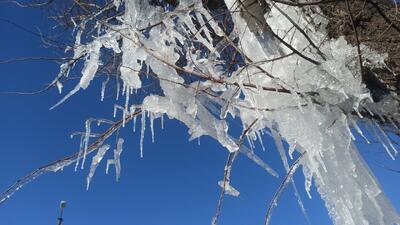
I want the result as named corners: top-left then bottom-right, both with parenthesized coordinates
top-left (212, 119), bottom-right (259, 225)
top-left (345, 0), bottom-right (364, 81)
top-left (264, 151), bottom-right (306, 225)
top-left (0, 110), bottom-right (142, 205)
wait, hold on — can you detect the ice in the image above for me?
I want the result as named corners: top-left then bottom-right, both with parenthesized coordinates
top-left (116, 76), bottom-right (120, 100)
top-left (106, 138), bottom-right (124, 181)
top-left (349, 118), bottom-right (370, 144)
top-left (124, 88), bottom-right (130, 117)
top-left (101, 76), bottom-right (109, 101)
top-left (375, 121), bottom-right (398, 157)
top-left (113, 0), bottom-right (122, 9)
top-left (56, 81), bottom-right (63, 94)
top-left (75, 135), bottom-right (84, 171)
top-left (217, 181), bottom-right (240, 197)
top-left (140, 109), bottom-right (146, 158)
top-left (51, 31), bottom-right (123, 109)
top-left (114, 104), bottom-right (128, 126)
top-left (95, 119), bottom-right (115, 126)
top-left (71, 132), bottom-right (102, 171)
top-left (265, 153), bottom-right (305, 225)
top-left (79, 41), bottom-right (102, 89)
top-left (288, 143), bottom-right (296, 160)
top-left (255, 130), bottom-right (266, 151)
top-left (271, 130), bottom-right (289, 170)
top-left (50, 85), bottom-right (80, 110)
top-left (160, 114), bottom-right (164, 130)
top-left (133, 115), bottom-right (137, 132)
top-left (150, 112), bottom-right (155, 143)
top-left (9, 1), bottom-right (400, 224)
top-left (87, 144), bottom-right (110, 190)
top-left (51, 41), bottom-right (102, 110)
top-left (214, 121), bottom-right (239, 153)
top-left (239, 145), bottom-right (278, 178)
top-left (81, 119), bottom-right (93, 169)
top-left (271, 130), bottom-right (310, 222)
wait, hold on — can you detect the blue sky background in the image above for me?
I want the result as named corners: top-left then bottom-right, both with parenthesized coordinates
top-left (0, 3), bottom-right (399, 225)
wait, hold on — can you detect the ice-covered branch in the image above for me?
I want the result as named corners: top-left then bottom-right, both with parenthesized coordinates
top-left (2, 1), bottom-right (400, 224)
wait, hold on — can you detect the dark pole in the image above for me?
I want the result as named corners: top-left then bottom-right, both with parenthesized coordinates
top-left (57, 201), bottom-right (67, 225)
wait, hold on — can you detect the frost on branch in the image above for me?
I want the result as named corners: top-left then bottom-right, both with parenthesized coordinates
top-left (2, 1), bottom-right (400, 225)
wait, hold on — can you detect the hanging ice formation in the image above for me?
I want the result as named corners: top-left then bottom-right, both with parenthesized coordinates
top-left (87, 144), bottom-right (110, 190)
top-left (12, 0), bottom-right (400, 224)
top-left (106, 138), bottom-right (124, 181)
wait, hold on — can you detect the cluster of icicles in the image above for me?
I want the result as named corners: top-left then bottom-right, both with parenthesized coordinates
top-left (1, 1), bottom-right (399, 224)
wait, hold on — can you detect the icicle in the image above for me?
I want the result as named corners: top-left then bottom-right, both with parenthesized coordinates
top-left (250, 138), bottom-right (256, 150)
top-left (246, 134), bottom-right (251, 149)
top-left (150, 113), bottom-right (155, 143)
top-left (56, 81), bottom-right (63, 94)
top-left (106, 160), bottom-right (112, 174)
top-left (375, 121), bottom-right (398, 157)
top-left (239, 145), bottom-right (278, 177)
top-left (246, 134), bottom-right (254, 150)
top-left (271, 130), bottom-right (310, 222)
top-left (350, 118), bottom-right (370, 144)
top-left (271, 130), bottom-right (289, 169)
top-left (292, 181), bottom-right (311, 225)
top-left (114, 104), bottom-right (127, 126)
top-left (106, 138), bottom-right (124, 181)
top-left (125, 88), bottom-right (130, 115)
top-left (86, 144), bottom-right (110, 190)
top-left (122, 83), bottom-right (126, 96)
top-left (116, 76), bottom-right (120, 100)
top-left (81, 119), bottom-right (92, 169)
top-left (122, 112), bottom-right (126, 127)
top-left (133, 116), bottom-right (137, 132)
top-left (345, 120), bottom-right (356, 141)
top-left (140, 110), bottom-right (146, 158)
top-left (75, 135), bottom-right (85, 171)
top-left (161, 114), bottom-right (164, 130)
top-left (288, 142), bottom-right (297, 160)
top-left (388, 117), bottom-right (399, 130)
top-left (50, 85), bottom-right (80, 110)
top-left (113, 105), bottom-right (117, 118)
top-left (220, 103), bottom-right (230, 120)
top-left (376, 132), bottom-right (395, 160)
top-left (255, 130), bottom-right (266, 151)
top-left (101, 75), bottom-right (109, 101)
top-left (364, 105), bottom-right (375, 117)
top-left (304, 168), bottom-right (313, 199)
top-left (106, 141), bottom-right (123, 178)
top-left (355, 108), bottom-right (364, 119)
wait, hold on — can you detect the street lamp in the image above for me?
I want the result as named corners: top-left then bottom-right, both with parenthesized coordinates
top-left (57, 201), bottom-right (67, 225)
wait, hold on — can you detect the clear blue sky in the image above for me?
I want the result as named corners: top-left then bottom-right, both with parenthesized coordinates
top-left (0, 3), bottom-right (399, 225)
